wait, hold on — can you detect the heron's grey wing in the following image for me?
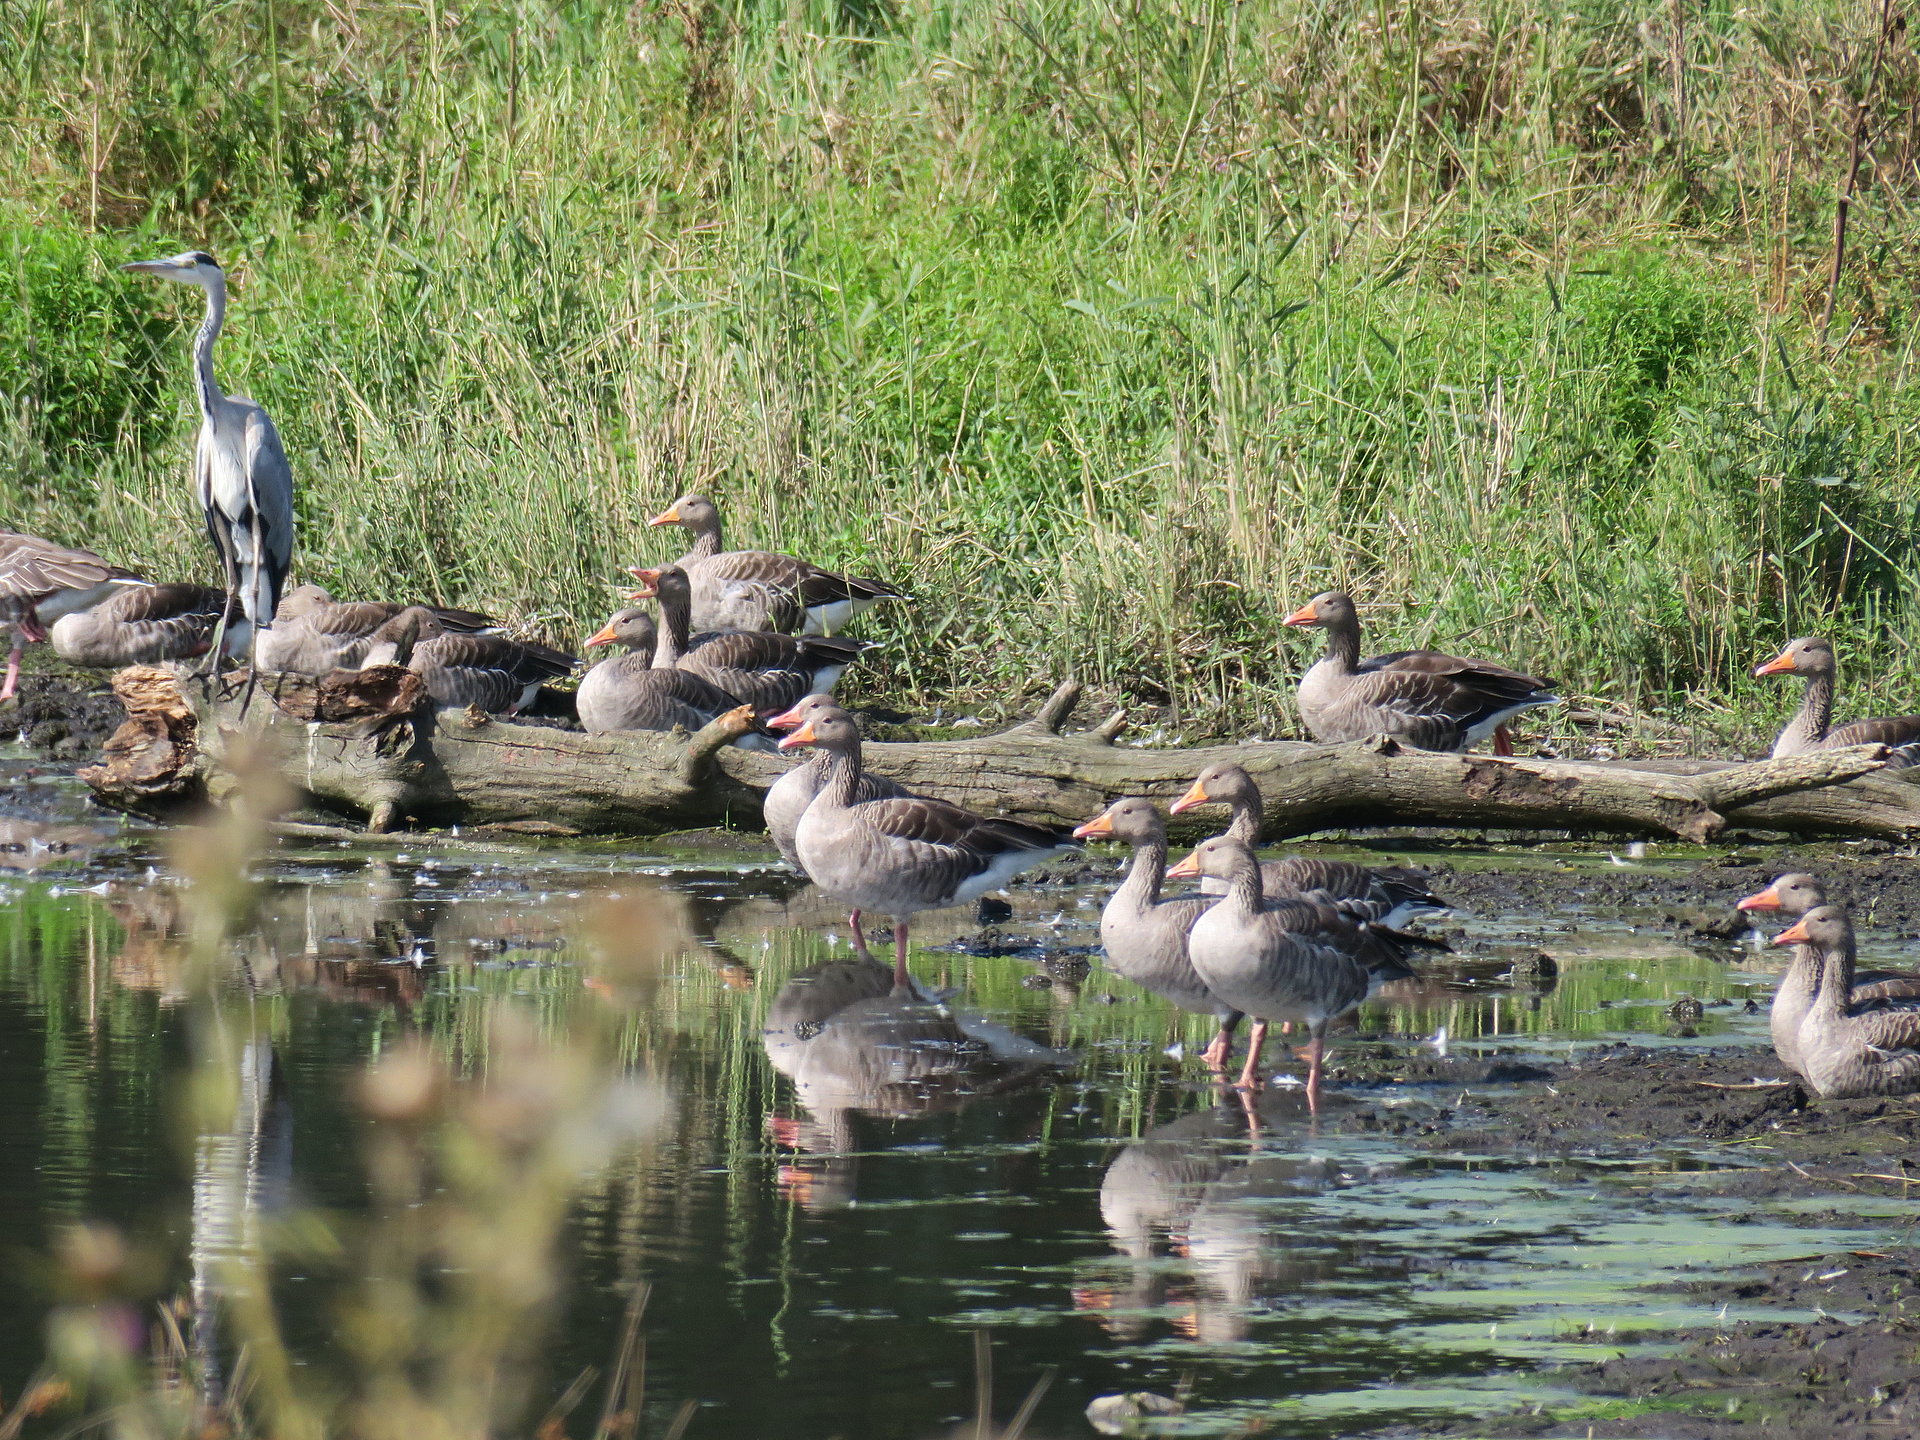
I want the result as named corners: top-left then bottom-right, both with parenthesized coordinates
top-left (194, 431), bottom-right (240, 594)
top-left (242, 406), bottom-right (296, 618)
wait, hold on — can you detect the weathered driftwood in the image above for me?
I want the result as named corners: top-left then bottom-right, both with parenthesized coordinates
top-left (82, 671), bottom-right (1920, 841)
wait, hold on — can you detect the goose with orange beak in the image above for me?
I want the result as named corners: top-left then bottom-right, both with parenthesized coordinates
top-left (1165, 835), bottom-right (1425, 1103)
top-left (1752, 636), bottom-right (1920, 766)
top-left (638, 493), bottom-right (903, 635)
top-left (1168, 762), bottom-right (1447, 923)
top-left (627, 564), bottom-right (872, 713)
top-left (762, 694), bottom-right (913, 874)
top-left (1073, 798), bottom-right (1245, 1071)
top-left (777, 706), bottom-right (1076, 988)
top-left (1770, 904), bottom-right (1920, 1098)
top-left (1281, 591), bottom-right (1557, 755)
top-left (1739, 874), bottom-right (1920, 1073)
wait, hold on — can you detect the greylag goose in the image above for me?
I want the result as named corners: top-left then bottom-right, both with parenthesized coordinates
top-left (361, 607), bottom-right (575, 715)
top-left (0, 529), bottom-right (146, 701)
top-left (1167, 762), bottom-right (1447, 923)
top-left (1753, 637), bottom-right (1920, 766)
top-left (1072, 798), bottom-right (1244, 1070)
top-left (1738, 874), bottom-right (1920, 1072)
top-left (629, 564), bottom-right (872, 712)
top-left (777, 706), bottom-right (1077, 987)
top-left (1282, 591), bottom-right (1557, 754)
top-left (574, 604), bottom-right (772, 745)
top-left (256, 584), bottom-right (499, 675)
top-left (1772, 905), bottom-right (1920, 1098)
top-left (50, 583), bottom-right (246, 668)
top-left (1167, 836), bottom-right (1420, 1104)
top-left (640, 493), bottom-right (903, 635)
top-left (763, 694), bottom-right (911, 871)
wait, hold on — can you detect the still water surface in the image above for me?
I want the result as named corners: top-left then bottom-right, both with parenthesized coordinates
top-left (2, 749), bottom-right (1913, 1437)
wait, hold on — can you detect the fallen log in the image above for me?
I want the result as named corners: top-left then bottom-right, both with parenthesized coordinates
top-left (83, 671), bottom-right (1920, 842)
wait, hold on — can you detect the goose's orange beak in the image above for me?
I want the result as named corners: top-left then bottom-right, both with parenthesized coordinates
top-left (1753, 649), bottom-right (1797, 676)
top-left (765, 703), bottom-right (809, 731)
top-left (584, 621), bottom-right (622, 648)
top-left (1166, 849), bottom-right (1203, 879)
top-left (626, 573), bottom-right (660, 599)
top-left (1737, 883), bottom-right (1783, 912)
top-left (647, 505), bottom-right (682, 527)
top-left (1072, 810), bottom-right (1116, 839)
top-left (776, 720), bottom-right (818, 751)
top-left (1281, 601), bottom-right (1320, 628)
top-left (1168, 778), bottom-right (1212, 814)
top-left (1772, 916), bottom-right (1812, 946)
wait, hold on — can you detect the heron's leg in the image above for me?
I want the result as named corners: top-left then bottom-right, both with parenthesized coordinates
top-left (1492, 725), bottom-right (1515, 757)
top-left (1234, 1020), bottom-right (1269, 1092)
top-left (0, 635), bottom-right (22, 703)
top-left (891, 920), bottom-right (911, 993)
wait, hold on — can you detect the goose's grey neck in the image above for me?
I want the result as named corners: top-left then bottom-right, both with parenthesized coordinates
top-left (1322, 610), bottom-right (1362, 673)
top-left (1779, 672), bottom-right (1835, 754)
top-left (1114, 835), bottom-right (1168, 911)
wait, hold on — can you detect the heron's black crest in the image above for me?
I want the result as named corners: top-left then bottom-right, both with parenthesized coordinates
top-left (188, 250), bottom-right (217, 266)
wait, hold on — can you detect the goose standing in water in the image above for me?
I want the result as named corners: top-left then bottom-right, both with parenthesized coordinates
top-left (51, 583), bottom-right (246, 668)
top-left (777, 706), bottom-right (1076, 987)
top-left (256, 584), bottom-right (498, 675)
top-left (1073, 798), bottom-right (1244, 1070)
top-left (763, 695), bottom-right (911, 872)
top-left (641, 493), bottom-right (903, 635)
top-left (1168, 836), bottom-right (1421, 1105)
top-left (628, 564), bottom-right (872, 712)
top-left (1738, 874), bottom-right (1920, 1074)
top-left (1282, 591), bottom-right (1557, 754)
top-left (0, 529), bottom-right (146, 701)
top-left (361, 607), bottom-right (574, 716)
top-left (1771, 905), bottom-right (1920, 1098)
top-left (1752, 637), bottom-right (1920, 766)
top-left (1167, 762), bottom-right (1447, 922)
top-left (574, 604), bottom-right (770, 745)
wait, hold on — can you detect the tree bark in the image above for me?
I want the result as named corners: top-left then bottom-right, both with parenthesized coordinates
top-left (84, 671), bottom-right (1920, 842)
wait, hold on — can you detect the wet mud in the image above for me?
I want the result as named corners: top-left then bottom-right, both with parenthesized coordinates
top-left (1, 671), bottom-right (127, 755)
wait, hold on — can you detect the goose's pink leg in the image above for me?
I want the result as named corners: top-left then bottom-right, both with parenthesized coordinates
top-left (1234, 1021), bottom-right (1269, 1091)
top-left (847, 910), bottom-right (870, 958)
top-left (1302, 1031), bottom-right (1327, 1115)
top-left (1201, 1024), bottom-right (1235, 1071)
top-left (0, 635), bottom-right (23, 703)
top-left (892, 920), bottom-right (912, 992)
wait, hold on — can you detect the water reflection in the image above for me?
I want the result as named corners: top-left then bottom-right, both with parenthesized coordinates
top-left (1078, 1090), bottom-right (1401, 1344)
top-left (763, 957), bottom-right (1073, 1208)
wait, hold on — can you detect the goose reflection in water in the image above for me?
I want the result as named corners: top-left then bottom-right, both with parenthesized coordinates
top-left (762, 957), bottom-right (1073, 1208)
top-left (1074, 1089), bottom-right (1402, 1344)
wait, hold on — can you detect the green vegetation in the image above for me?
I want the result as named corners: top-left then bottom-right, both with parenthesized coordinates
top-left (2, 0), bottom-right (1917, 744)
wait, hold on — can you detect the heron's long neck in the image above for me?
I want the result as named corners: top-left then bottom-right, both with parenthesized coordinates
top-left (193, 277), bottom-right (228, 421)
top-left (1321, 614), bottom-right (1362, 673)
top-left (1114, 835), bottom-right (1167, 912)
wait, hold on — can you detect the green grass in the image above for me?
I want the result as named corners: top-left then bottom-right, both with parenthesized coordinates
top-left (3, 0), bottom-right (1919, 747)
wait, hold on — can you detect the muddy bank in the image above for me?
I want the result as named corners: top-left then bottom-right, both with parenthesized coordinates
top-left (1, 671), bottom-right (127, 755)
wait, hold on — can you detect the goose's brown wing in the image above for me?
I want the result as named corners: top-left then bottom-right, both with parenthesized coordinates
top-left (106, 583), bottom-right (231, 624)
top-left (1366, 647), bottom-right (1556, 695)
top-left (1328, 669), bottom-right (1520, 748)
top-left (1851, 969), bottom-right (1920, 1006)
top-left (1827, 716), bottom-right (1920, 766)
top-left (308, 601), bottom-right (402, 638)
top-left (855, 796), bottom-right (1071, 856)
top-left (0, 530), bottom-right (139, 601)
top-left (1264, 857), bottom-right (1446, 922)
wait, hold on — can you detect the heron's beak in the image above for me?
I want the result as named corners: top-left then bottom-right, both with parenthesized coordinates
top-left (1072, 810), bottom-right (1117, 840)
top-left (765, 703), bottom-right (809, 731)
top-left (1168, 778), bottom-right (1212, 814)
top-left (776, 720), bottom-right (819, 751)
top-left (1166, 849), bottom-right (1203, 879)
top-left (119, 259), bottom-right (182, 276)
top-left (584, 621), bottom-right (622, 648)
top-left (1281, 601), bottom-right (1320, 627)
top-left (1772, 917), bottom-right (1811, 946)
top-left (1736, 884), bottom-right (1783, 912)
top-left (648, 505), bottom-right (683, 527)
top-left (1753, 650), bottom-right (1797, 676)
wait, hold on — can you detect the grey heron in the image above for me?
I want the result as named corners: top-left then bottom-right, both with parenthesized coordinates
top-left (121, 251), bottom-right (294, 661)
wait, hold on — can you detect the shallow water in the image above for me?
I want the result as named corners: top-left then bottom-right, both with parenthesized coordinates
top-left (2, 750), bottom-right (1915, 1438)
